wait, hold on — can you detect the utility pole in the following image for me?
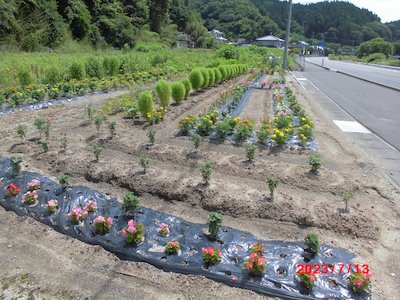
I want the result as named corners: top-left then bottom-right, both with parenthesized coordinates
top-left (283, 0), bottom-right (293, 70)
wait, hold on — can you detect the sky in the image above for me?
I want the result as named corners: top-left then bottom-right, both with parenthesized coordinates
top-left (293, 0), bottom-right (399, 23)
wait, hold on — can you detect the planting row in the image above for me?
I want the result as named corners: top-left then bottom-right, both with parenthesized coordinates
top-left (0, 157), bottom-right (371, 299)
top-left (177, 74), bottom-right (317, 150)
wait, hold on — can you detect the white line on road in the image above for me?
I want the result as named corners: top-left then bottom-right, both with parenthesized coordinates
top-left (333, 120), bottom-right (371, 133)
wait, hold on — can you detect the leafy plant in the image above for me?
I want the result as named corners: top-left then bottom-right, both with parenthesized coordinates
top-left (137, 90), bottom-right (154, 119)
top-left (192, 134), bottom-right (201, 150)
top-left (200, 161), bottom-right (212, 184)
top-left (165, 241), bottom-right (180, 254)
top-left (147, 128), bottom-right (156, 145)
top-left (16, 124), bottom-right (27, 140)
top-left (171, 81), bottom-right (185, 104)
top-left (349, 271), bottom-right (372, 293)
top-left (11, 156), bottom-right (22, 174)
top-left (267, 176), bottom-right (279, 201)
top-left (156, 79), bottom-right (171, 108)
top-left (95, 115), bottom-right (103, 134)
top-left (59, 175), bottom-right (70, 189)
top-left (60, 134), bottom-right (68, 150)
top-left (216, 120), bottom-right (234, 138)
top-left (189, 69), bottom-right (204, 91)
top-left (342, 191), bottom-right (354, 213)
top-left (296, 270), bottom-right (317, 290)
top-left (309, 153), bottom-right (323, 173)
top-left (139, 156), bottom-right (149, 174)
top-left (41, 141), bottom-right (49, 152)
top-left (181, 79), bottom-right (192, 100)
top-left (108, 121), bottom-right (116, 136)
top-left (218, 65), bottom-right (227, 80)
top-left (304, 233), bottom-right (319, 254)
top-left (122, 219), bottom-right (144, 244)
top-left (86, 104), bottom-right (94, 123)
top-left (235, 119), bottom-right (254, 141)
top-left (93, 144), bottom-right (102, 162)
top-left (245, 143), bottom-right (256, 161)
top-left (208, 212), bottom-right (223, 240)
top-left (243, 253), bottom-right (266, 276)
top-left (178, 115), bottom-right (197, 133)
top-left (213, 68), bottom-right (222, 84)
top-left (43, 122), bottom-right (51, 139)
top-left (34, 117), bottom-right (46, 139)
top-left (122, 192), bottom-right (140, 214)
top-left (69, 62), bottom-right (84, 80)
top-left (202, 247), bottom-right (222, 265)
top-left (207, 68), bottom-right (215, 86)
top-left (200, 68), bottom-right (210, 88)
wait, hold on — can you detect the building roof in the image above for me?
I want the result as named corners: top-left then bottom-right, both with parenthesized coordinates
top-left (256, 35), bottom-right (284, 42)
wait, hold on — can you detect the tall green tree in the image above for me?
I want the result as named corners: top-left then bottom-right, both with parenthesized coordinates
top-left (149, 0), bottom-right (171, 33)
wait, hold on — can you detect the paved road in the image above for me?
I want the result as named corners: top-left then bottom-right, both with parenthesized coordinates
top-left (306, 57), bottom-right (400, 90)
top-left (294, 62), bottom-right (400, 188)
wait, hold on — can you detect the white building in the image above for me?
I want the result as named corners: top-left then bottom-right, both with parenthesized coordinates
top-left (256, 35), bottom-right (284, 48)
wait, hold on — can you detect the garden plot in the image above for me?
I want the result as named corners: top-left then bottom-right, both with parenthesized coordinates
top-left (0, 72), bottom-right (399, 300)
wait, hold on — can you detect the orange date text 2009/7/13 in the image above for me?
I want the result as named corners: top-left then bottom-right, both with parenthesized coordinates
top-left (296, 263), bottom-right (369, 274)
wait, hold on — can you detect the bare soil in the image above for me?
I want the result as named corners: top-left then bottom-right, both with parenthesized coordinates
top-left (0, 72), bottom-right (399, 300)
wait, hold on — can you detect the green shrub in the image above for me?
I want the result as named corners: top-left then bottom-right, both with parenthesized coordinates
top-left (69, 62), bottom-right (84, 80)
top-left (365, 53), bottom-right (386, 63)
top-left (200, 68), bottom-right (210, 88)
top-left (85, 58), bottom-right (104, 79)
top-left (147, 128), bottom-right (156, 145)
top-left (193, 134), bottom-right (201, 150)
top-left (103, 57), bottom-right (120, 76)
top-left (182, 79), bottom-right (192, 100)
top-left (245, 143), bottom-right (256, 161)
top-left (95, 115), bottom-right (103, 134)
top-left (122, 192), bottom-right (140, 214)
top-left (41, 141), bottom-right (49, 152)
top-left (11, 156), bottom-right (22, 174)
top-left (93, 144), bottom-right (102, 161)
top-left (213, 68), bottom-right (222, 84)
top-left (266, 176), bottom-right (279, 201)
top-left (208, 212), bottom-right (223, 240)
top-left (189, 69), bottom-right (204, 91)
top-left (304, 233), bottom-right (319, 254)
top-left (137, 90), bottom-right (154, 119)
top-left (44, 67), bottom-right (62, 85)
top-left (308, 153), bottom-right (323, 173)
top-left (171, 82), bottom-right (185, 104)
top-left (200, 161), bottom-right (212, 184)
top-left (108, 121), bottom-right (116, 136)
top-left (217, 45), bottom-right (239, 59)
top-left (59, 175), bottom-right (70, 189)
top-left (139, 156), bottom-right (149, 173)
top-left (156, 79), bottom-right (171, 108)
top-left (16, 124), bottom-right (27, 140)
top-left (18, 70), bottom-right (32, 86)
top-left (208, 68), bottom-right (215, 86)
top-left (218, 65), bottom-right (227, 80)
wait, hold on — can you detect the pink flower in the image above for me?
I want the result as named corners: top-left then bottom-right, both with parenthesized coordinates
top-left (246, 262), bottom-right (253, 269)
top-left (250, 252), bottom-right (258, 260)
top-left (310, 274), bottom-right (316, 282)
top-left (121, 229), bottom-right (127, 237)
top-left (207, 247), bottom-right (214, 256)
top-left (128, 219), bottom-right (135, 227)
top-left (127, 225), bottom-right (137, 233)
top-left (363, 273), bottom-right (372, 280)
top-left (201, 247), bottom-right (207, 255)
top-left (218, 250), bottom-right (222, 256)
top-left (258, 257), bottom-right (265, 266)
top-left (107, 217), bottom-right (113, 225)
top-left (231, 275), bottom-right (238, 281)
top-left (84, 200), bottom-right (97, 213)
top-left (94, 216), bottom-right (105, 224)
top-left (354, 279), bottom-right (363, 288)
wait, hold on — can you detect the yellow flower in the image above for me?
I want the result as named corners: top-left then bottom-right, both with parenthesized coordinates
top-left (279, 132), bottom-right (284, 137)
top-left (302, 136), bottom-right (307, 140)
top-left (272, 134), bottom-right (277, 139)
top-left (301, 117), bottom-right (306, 121)
top-left (208, 120), bottom-right (212, 124)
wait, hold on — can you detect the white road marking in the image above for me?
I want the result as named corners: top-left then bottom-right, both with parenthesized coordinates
top-left (333, 120), bottom-right (371, 133)
top-left (295, 78), bottom-right (308, 81)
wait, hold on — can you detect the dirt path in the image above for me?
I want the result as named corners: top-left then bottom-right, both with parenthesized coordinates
top-left (238, 75), bottom-right (273, 124)
top-left (0, 71), bottom-right (399, 299)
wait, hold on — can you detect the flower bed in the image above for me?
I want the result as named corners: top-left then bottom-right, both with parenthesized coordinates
top-left (177, 74), bottom-right (318, 150)
top-left (0, 157), bottom-right (370, 299)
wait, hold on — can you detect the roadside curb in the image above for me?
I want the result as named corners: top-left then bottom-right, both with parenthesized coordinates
top-left (306, 61), bottom-right (400, 92)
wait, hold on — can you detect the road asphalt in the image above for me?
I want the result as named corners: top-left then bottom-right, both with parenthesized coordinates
top-left (292, 61), bottom-right (400, 189)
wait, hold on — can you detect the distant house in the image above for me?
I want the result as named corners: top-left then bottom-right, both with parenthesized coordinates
top-left (175, 32), bottom-right (195, 48)
top-left (210, 29), bottom-right (228, 42)
top-left (256, 35), bottom-right (284, 48)
top-left (290, 40), bottom-right (310, 54)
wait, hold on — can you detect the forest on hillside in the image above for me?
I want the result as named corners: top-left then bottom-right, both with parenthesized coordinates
top-left (0, 0), bottom-right (398, 51)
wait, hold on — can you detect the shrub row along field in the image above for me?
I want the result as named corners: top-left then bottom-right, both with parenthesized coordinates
top-left (0, 46), bottom-right (282, 109)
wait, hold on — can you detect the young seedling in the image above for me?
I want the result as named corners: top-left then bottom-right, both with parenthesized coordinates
top-left (147, 128), bottom-right (156, 145)
top-left (266, 176), bottom-right (279, 201)
top-left (139, 156), bottom-right (149, 174)
top-left (59, 175), bottom-right (70, 189)
top-left (342, 191), bottom-right (354, 213)
top-left (245, 142), bottom-right (256, 161)
top-left (42, 141), bottom-right (49, 152)
top-left (200, 161), bottom-right (212, 184)
top-left (122, 192), bottom-right (140, 215)
top-left (95, 115), bottom-right (103, 134)
top-left (34, 117), bottom-right (46, 139)
top-left (208, 212), bottom-right (223, 240)
top-left (86, 104), bottom-right (94, 123)
top-left (43, 122), bottom-right (51, 139)
top-left (60, 134), bottom-right (68, 150)
top-left (11, 156), bottom-right (22, 174)
top-left (108, 121), bottom-right (116, 137)
top-left (192, 134), bottom-right (202, 150)
top-left (304, 233), bottom-right (319, 255)
top-left (16, 124), bottom-right (27, 140)
top-left (93, 144), bottom-right (102, 162)
top-left (308, 153), bottom-right (323, 173)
